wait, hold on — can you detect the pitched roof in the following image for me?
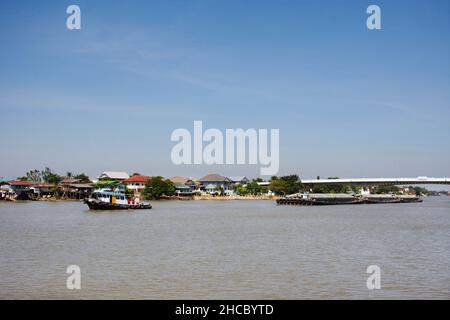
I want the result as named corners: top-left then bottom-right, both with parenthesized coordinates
top-left (60, 178), bottom-right (81, 184)
top-left (8, 181), bottom-right (35, 186)
top-left (67, 183), bottom-right (94, 189)
top-left (174, 184), bottom-right (191, 189)
top-left (98, 171), bottom-right (130, 180)
top-left (199, 173), bottom-right (230, 182)
top-left (229, 176), bottom-right (249, 183)
top-left (169, 176), bottom-right (194, 184)
top-left (32, 183), bottom-right (54, 188)
top-left (123, 175), bottom-right (150, 183)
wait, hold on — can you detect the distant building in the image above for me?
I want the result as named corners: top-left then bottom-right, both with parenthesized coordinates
top-left (2, 181), bottom-right (35, 199)
top-left (169, 176), bottom-right (197, 190)
top-left (0, 177), bottom-right (15, 184)
top-left (98, 171), bottom-right (130, 181)
top-left (6, 180), bottom-right (35, 190)
top-left (123, 175), bottom-right (150, 193)
top-left (199, 174), bottom-right (232, 193)
top-left (30, 183), bottom-right (54, 198)
top-left (58, 179), bottom-right (94, 199)
top-left (229, 176), bottom-right (250, 185)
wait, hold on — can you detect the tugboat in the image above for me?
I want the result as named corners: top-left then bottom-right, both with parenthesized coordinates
top-left (84, 189), bottom-right (152, 210)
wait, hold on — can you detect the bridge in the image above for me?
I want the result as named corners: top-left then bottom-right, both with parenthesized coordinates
top-left (300, 177), bottom-right (450, 186)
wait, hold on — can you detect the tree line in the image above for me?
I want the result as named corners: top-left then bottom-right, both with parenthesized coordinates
top-left (17, 168), bottom-right (91, 184)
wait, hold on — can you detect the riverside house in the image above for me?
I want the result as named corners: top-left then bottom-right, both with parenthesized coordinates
top-left (1, 180), bottom-right (35, 200)
top-left (229, 176), bottom-right (250, 185)
top-left (123, 175), bottom-right (150, 194)
top-left (199, 174), bottom-right (233, 194)
top-left (98, 171), bottom-right (130, 181)
top-left (169, 176), bottom-right (198, 196)
top-left (59, 178), bottom-right (94, 199)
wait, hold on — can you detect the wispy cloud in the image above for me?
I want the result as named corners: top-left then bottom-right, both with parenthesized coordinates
top-left (0, 87), bottom-right (183, 118)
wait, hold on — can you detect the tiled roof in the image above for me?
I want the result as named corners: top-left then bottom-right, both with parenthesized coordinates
top-left (229, 176), bottom-right (248, 182)
top-left (169, 176), bottom-right (190, 184)
top-left (32, 183), bottom-right (54, 188)
top-left (98, 171), bottom-right (130, 180)
top-left (8, 181), bottom-right (36, 186)
top-left (199, 174), bottom-right (230, 182)
top-left (123, 175), bottom-right (150, 183)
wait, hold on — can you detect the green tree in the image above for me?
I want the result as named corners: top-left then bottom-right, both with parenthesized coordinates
top-left (311, 183), bottom-right (349, 194)
top-left (234, 184), bottom-right (248, 195)
top-left (142, 176), bottom-right (175, 199)
top-left (74, 173), bottom-right (91, 183)
top-left (41, 167), bottom-right (52, 183)
top-left (246, 180), bottom-right (262, 195)
top-left (374, 185), bottom-right (400, 194)
top-left (269, 175), bottom-right (302, 195)
top-left (214, 186), bottom-right (225, 195)
top-left (26, 169), bottom-right (42, 182)
top-left (46, 172), bottom-right (61, 185)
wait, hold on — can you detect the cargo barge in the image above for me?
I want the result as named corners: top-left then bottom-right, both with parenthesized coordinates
top-left (276, 193), bottom-right (423, 206)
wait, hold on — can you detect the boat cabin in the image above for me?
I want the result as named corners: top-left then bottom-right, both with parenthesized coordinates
top-left (92, 191), bottom-right (129, 205)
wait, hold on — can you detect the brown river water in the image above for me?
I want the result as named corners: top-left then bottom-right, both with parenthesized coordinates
top-left (0, 197), bottom-right (449, 299)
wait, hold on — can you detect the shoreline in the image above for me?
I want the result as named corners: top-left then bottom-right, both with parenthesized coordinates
top-left (0, 195), bottom-right (281, 203)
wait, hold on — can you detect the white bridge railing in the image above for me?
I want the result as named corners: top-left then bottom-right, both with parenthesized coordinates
top-left (300, 177), bottom-right (450, 185)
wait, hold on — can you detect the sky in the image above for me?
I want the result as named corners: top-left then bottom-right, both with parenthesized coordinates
top-left (0, 0), bottom-right (449, 180)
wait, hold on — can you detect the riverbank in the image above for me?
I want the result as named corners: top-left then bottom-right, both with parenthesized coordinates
top-left (0, 194), bottom-right (281, 202)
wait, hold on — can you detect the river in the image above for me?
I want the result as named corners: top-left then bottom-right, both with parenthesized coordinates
top-left (0, 197), bottom-right (449, 299)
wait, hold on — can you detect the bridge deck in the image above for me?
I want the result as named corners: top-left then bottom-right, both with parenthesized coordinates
top-left (300, 177), bottom-right (450, 185)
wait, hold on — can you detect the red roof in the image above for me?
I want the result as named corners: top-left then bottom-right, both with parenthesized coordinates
top-left (123, 175), bottom-right (150, 183)
top-left (8, 181), bottom-right (36, 186)
top-left (33, 183), bottom-right (54, 188)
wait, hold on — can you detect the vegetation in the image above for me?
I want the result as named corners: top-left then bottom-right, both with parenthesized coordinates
top-left (23, 168), bottom-right (61, 184)
top-left (214, 186), bottom-right (225, 195)
top-left (73, 173), bottom-right (91, 183)
top-left (311, 183), bottom-right (350, 194)
top-left (142, 176), bottom-right (175, 199)
top-left (269, 175), bottom-right (302, 195)
top-left (373, 185), bottom-right (401, 194)
top-left (233, 179), bottom-right (268, 196)
top-left (407, 186), bottom-right (430, 196)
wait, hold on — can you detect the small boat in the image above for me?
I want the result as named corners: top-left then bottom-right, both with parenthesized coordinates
top-left (84, 189), bottom-right (152, 210)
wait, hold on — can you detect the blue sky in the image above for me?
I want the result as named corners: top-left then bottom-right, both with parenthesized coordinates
top-left (0, 0), bottom-right (449, 179)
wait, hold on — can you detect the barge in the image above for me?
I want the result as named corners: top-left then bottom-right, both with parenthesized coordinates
top-left (277, 193), bottom-right (363, 206)
top-left (277, 193), bottom-right (423, 206)
top-left (363, 194), bottom-right (401, 204)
